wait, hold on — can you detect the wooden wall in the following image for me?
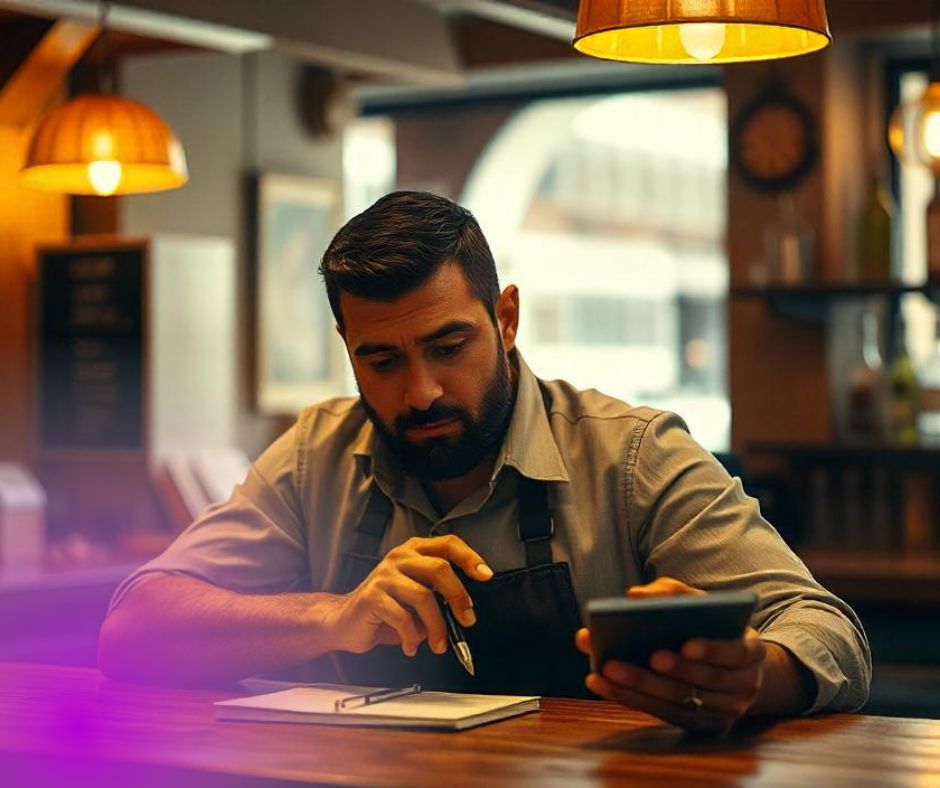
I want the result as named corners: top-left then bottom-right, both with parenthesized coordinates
top-left (0, 121), bottom-right (68, 464)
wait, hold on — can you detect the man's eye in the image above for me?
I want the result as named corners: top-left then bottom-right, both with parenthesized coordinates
top-left (434, 343), bottom-right (464, 358)
top-left (371, 357), bottom-right (400, 372)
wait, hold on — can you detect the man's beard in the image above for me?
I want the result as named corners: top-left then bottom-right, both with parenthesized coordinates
top-left (358, 350), bottom-right (516, 482)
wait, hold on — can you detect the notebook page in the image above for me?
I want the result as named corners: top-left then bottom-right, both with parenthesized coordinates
top-left (215, 686), bottom-right (537, 721)
top-left (344, 691), bottom-right (538, 720)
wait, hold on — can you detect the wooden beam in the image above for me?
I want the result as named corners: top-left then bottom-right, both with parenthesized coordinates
top-left (0, 17), bottom-right (97, 127)
top-left (0, 0), bottom-right (465, 86)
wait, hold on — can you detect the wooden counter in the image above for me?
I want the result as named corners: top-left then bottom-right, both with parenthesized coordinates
top-left (2, 663), bottom-right (939, 787)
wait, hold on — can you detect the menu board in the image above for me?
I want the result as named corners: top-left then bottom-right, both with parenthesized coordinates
top-left (37, 241), bottom-right (147, 453)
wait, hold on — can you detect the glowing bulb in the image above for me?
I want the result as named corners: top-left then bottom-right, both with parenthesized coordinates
top-left (87, 160), bottom-right (122, 195)
top-left (678, 23), bottom-right (726, 61)
top-left (924, 110), bottom-right (940, 159)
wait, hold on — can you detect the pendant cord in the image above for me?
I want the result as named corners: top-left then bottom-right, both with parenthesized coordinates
top-left (95, 0), bottom-right (114, 95)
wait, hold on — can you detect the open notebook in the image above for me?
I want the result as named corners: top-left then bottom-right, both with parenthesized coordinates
top-left (214, 683), bottom-right (540, 731)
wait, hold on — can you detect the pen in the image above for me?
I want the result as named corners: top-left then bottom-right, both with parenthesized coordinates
top-left (437, 594), bottom-right (475, 677)
top-left (334, 683), bottom-right (422, 712)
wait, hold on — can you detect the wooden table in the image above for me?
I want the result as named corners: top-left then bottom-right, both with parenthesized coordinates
top-left (2, 663), bottom-right (939, 787)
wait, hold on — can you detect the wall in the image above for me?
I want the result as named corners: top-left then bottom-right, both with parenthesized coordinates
top-left (0, 122), bottom-right (69, 464)
top-left (121, 50), bottom-right (344, 457)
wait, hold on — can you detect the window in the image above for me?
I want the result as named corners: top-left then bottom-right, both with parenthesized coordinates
top-left (343, 84), bottom-right (729, 450)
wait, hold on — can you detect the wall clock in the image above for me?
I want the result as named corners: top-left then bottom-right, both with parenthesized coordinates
top-left (730, 89), bottom-right (818, 193)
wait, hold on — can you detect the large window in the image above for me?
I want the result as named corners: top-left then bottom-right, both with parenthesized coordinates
top-left (344, 85), bottom-right (729, 450)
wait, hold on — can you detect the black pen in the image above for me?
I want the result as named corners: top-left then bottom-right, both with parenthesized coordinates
top-left (436, 594), bottom-right (475, 676)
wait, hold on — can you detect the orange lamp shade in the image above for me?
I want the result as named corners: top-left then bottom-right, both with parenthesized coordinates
top-left (574, 0), bottom-right (831, 64)
top-left (21, 94), bottom-right (188, 196)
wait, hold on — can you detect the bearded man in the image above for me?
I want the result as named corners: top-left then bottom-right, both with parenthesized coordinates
top-left (99, 192), bottom-right (870, 734)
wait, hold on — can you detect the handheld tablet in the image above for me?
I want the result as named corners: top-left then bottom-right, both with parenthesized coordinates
top-left (586, 591), bottom-right (759, 672)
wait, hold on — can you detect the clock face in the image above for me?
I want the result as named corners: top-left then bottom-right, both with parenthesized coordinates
top-left (731, 94), bottom-right (818, 193)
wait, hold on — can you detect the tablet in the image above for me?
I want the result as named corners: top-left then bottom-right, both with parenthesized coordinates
top-left (586, 591), bottom-right (759, 672)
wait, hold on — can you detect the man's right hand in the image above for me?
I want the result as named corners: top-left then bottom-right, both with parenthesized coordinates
top-left (329, 535), bottom-right (493, 657)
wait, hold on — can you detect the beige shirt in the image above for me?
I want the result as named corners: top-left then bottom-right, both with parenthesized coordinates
top-left (112, 355), bottom-right (871, 713)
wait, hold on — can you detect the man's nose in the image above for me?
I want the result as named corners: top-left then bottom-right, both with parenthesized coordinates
top-left (403, 363), bottom-right (443, 411)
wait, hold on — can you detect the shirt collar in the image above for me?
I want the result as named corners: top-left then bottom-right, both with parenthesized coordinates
top-left (491, 352), bottom-right (569, 483)
top-left (351, 350), bottom-right (570, 487)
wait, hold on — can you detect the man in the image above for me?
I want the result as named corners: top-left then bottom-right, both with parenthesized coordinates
top-left (99, 192), bottom-right (870, 734)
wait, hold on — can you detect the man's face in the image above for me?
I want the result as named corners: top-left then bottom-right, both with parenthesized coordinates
top-left (339, 263), bottom-right (518, 481)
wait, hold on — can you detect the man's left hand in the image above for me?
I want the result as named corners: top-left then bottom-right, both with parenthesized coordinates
top-left (575, 577), bottom-right (767, 735)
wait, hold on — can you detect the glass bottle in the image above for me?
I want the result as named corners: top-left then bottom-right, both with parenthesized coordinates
top-left (857, 175), bottom-right (894, 283)
top-left (927, 179), bottom-right (940, 282)
top-left (888, 311), bottom-right (918, 445)
top-left (846, 309), bottom-right (886, 442)
top-left (917, 314), bottom-right (940, 446)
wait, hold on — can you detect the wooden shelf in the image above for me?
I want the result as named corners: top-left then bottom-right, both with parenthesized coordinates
top-left (730, 282), bottom-right (940, 321)
top-left (799, 549), bottom-right (940, 605)
top-left (749, 442), bottom-right (940, 469)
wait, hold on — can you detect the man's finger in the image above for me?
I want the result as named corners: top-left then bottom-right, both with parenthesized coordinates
top-left (389, 577), bottom-right (450, 655)
top-left (575, 628), bottom-right (592, 656)
top-left (397, 556), bottom-right (476, 626)
top-left (585, 673), bottom-right (734, 734)
top-left (680, 629), bottom-right (766, 668)
top-left (626, 577), bottom-right (706, 598)
top-left (413, 534), bottom-right (493, 581)
top-left (647, 651), bottom-right (763, 698)
top-left (602, 659), bottom-right (746, 716)
top-left (375, 595), bottom-right (423, 656)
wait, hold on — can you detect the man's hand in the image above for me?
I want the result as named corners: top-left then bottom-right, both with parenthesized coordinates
top-left (575, 577), bottom-right (766, 734)
top-left (330, 535), bottom-right (493, 657)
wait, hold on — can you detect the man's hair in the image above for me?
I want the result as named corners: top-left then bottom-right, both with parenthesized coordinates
top-left (319, 191), bottom-right (500, 330)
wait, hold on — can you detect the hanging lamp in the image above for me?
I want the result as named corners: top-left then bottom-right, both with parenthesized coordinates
top-left (20, 1), bottom-right (188, 196)
top-left (889, 0), bottom-right (940, 173)
top-left (573, 0), bottom-right (831, 65)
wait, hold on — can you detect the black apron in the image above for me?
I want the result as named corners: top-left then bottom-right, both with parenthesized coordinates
top-left (332, 469), bottom-right (592, 699)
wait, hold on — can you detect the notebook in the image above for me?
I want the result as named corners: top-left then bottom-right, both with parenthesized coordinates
top-left (214, 683), bottom-right (540, 731)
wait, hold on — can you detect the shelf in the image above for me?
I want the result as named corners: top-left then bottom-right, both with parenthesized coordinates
top-left (730, 282), bottom-right (940, 321)
top-left (799, 549), bottom-right (940, 605)
top-left (749, 442), bottom-right (940, 469)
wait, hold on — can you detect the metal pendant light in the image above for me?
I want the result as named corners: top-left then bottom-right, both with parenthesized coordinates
top-left (20, 1), bottom-right (188, 196)
top-left (574, 0), bottom-right (832, 65)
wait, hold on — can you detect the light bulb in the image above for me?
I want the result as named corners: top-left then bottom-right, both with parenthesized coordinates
top-left (88, 160), bottom-right (122, 195)
top-left (678, 23), bottom-right (726, 61)
top-left (924, 110), bottom-right (940, 159)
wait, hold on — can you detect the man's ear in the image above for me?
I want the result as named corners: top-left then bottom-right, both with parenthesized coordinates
top-left (495, 285), bottom-right (519, 352)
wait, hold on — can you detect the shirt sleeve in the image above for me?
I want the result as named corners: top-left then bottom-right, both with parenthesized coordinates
top-left (629, 411), bottom-right (872, 714)
top-left (107, 420), bottom-right (311, 615)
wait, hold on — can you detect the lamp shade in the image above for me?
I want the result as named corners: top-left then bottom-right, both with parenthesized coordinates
top-left (574, 0), bottom-right (831, 64)
top-left (21, 94), bottom-right (188, 196)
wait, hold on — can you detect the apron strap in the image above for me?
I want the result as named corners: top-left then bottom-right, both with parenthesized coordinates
top-left (517, 380), bottom-right (557, 568)
top-left (353, 486), bottom-right (392, 557)
top-left (517, 475), bottom-right (554, 567)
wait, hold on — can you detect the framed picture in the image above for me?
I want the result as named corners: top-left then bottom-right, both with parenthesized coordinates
top-left (255, 173), bottom-right (345, 415)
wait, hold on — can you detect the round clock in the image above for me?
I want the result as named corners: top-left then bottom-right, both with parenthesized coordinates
top-left (730, 91), bottom-right (818, 193)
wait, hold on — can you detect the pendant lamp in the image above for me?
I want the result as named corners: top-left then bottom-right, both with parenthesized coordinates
top-left (889, 1), bottom-right (940, 173)
top-left (574, 0), bottom-right (831, 65)
top-left (20, 1), bottom-right (188, 196)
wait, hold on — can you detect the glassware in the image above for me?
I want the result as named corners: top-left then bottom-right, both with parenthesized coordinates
top-left (857, 175), bottom-right (894, 283)
top-left (888, 311), bottom-right (919, 445)
top-left (917, 313), bottom-right (940, 445)
top-left (845, 309), bottom-right (886, 442)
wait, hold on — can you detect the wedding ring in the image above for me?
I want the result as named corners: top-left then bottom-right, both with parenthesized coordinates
top-left (685, 687), bottom-right (704, 711)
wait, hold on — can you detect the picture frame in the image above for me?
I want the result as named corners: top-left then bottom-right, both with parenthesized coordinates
top-left (254, 173), bottom-right (346, 415)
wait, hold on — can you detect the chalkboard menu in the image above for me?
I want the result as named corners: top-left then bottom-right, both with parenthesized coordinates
top-left (37, 240), bottom-right (148, 454)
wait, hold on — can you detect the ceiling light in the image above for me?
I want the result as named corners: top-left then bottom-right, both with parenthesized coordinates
top-left (574, 0), bottom-right (831, 65)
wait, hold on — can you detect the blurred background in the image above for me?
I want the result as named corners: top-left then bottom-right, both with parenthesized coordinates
top-left (0, 0), bottom-right (938, 719)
